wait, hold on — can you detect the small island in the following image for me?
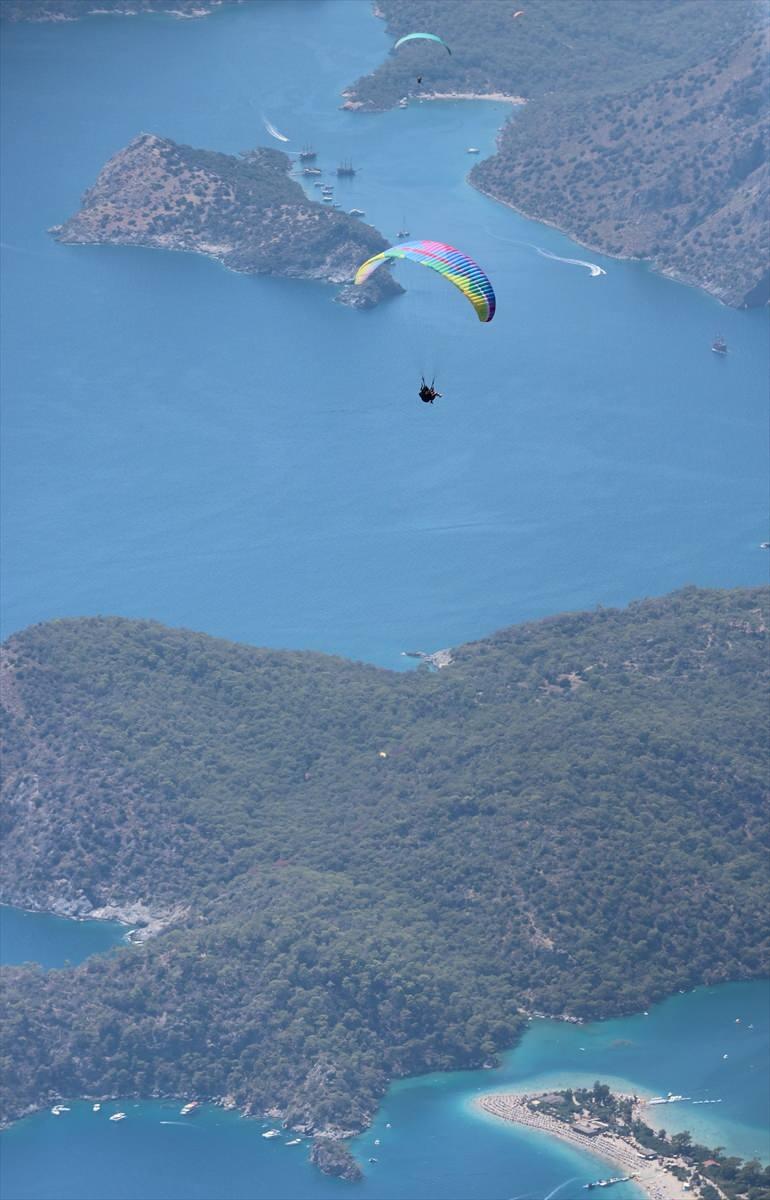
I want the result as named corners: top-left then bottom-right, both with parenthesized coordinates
top-left (49, 133), bottom-right (403, 309)
top-left (480, 1085), bottom-right (770, 1200)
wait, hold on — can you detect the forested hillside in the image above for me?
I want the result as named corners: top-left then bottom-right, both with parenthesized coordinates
top-left (1, 588), bottom-right (768, 1138)
top-left (346, 0), bottom-right (769, 307)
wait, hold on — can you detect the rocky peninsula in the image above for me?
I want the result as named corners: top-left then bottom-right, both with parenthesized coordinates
top-left (49, 134), bottom-right (402, 308)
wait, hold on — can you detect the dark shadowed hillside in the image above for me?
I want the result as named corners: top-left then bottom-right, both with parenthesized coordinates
top-left (1, 588), bottom-right (768, 1140)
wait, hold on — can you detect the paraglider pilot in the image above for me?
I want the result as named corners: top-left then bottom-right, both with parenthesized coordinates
top-left (419, 376), bottom-right (441, 404)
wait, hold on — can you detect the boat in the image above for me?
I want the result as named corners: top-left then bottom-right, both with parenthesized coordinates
top-left (313, 182), bottom-right (323, 188)
top-left (51, 1104), bottom-right (71, 1115)
top-left (303, 166), bottom-right (322, 177)
top-left (584, 1179), bottom-right (632, 1191)
top-left (285, 1138), bottom-right (302, 1146)
top-left (398, 98), bottom-right (408, 108)
top-left (262, 1129), bottom-right (281, 1139)
top-left (397, 228), bottom-right (410, 238)
top-left (369, 1157), bottom-right (378, 1164)
top-left (337, 160), bottom-right (356, 177)
top-left (92, 1103), bottom-right (101, 1112)
top-left (322, 196), bottom-right (333, 203)
top-left (760, 542), bottom-right (770, 550)
top-left (109, 1112), bottom-right (127, 1122)
top-left (466, 147), bottom-right (480, 153)
top-left (298, 146), bottom-right (317, 161)
top-left (349, 208), bottom-right (366, 217)
top-left (180, 1101), bottom-right (198, 1115)
top-left (711, 334), bottom-right (728, 354)
top-left (647, 1093), bottom-right (690, 1105)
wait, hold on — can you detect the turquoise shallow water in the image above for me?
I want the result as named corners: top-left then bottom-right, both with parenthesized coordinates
top-left (1, 1), bottom-right (767, 666)
top-left (0, 916), bottom-right (767, 1200)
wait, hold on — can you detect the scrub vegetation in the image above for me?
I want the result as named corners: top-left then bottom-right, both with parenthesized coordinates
top-left (1, 587), bottom-right (768, 1137)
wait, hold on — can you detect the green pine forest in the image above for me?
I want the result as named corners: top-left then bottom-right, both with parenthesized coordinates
top-left (1, 586), bottom-right (768, 1135)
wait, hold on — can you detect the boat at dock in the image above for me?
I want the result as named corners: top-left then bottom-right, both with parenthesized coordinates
top-left (584, 1178), bottom-right (632, 1190)
top-left (349, 208), bottom-right (365, 217)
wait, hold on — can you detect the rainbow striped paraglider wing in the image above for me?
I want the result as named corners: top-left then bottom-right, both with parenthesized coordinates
top-left (394, 32), bottom-right (452, 54)
top-left (354, 240), bottom-right (496, 323)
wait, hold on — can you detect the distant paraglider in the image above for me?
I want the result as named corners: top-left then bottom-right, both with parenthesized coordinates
top-left (354, 240), bottom-right (496, 323)
top-left (393, 32), bottom-right (452, 55)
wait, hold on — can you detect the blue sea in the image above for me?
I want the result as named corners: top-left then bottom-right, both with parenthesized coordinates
top-left (1, 2), bottom-right (768, 1196)
top-left (1, 907), bottom-right (768, 1200)
top-left (1, 0), bottom-right (766, 665)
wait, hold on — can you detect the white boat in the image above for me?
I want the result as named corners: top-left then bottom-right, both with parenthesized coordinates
top-left (349, 208), bottom-right (366, 217)
top-left (180, 1102), bottom-right (198, 1115)
top-left (110, 1112), bottom-right (127, 1122)
top-left (398, 98), bottom-right (408, 108)
top-left (93, 1103), bottom-right (101, 1112)
top-left (647, 1093), bottom-right (690, 1105)
top-left (262, 1129), bottom-right (281, 1139)
top-left (466, 147), bottom-right (480, 153)
top-left (285, 1138), bottom-right (302, 1145)
top-left (51, 1104), bottom-right (70, 1115)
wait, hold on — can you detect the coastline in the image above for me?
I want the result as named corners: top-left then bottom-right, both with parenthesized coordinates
top-left (477, 1092), bottom-right (692, 1200)
top-left (470, 180), bottom-right (739, 308)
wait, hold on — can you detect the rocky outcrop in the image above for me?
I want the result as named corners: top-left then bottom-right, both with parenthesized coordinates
top-left (50, 134), bottom-right (403, 307)
top-left (309, 1138), bottom-right (362, 1182)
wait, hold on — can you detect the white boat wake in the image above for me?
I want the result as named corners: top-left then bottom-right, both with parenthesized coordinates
top-left (534, 247), bottom-right (606, 276)
top-left (543, 1177), bottom-right (581, 1200)
top-left (262, 115), bottom-right (289, 143)
top-left (485, 229), bottom-right (606, 276)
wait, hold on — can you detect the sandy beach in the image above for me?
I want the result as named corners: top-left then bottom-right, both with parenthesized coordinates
top-left (478, 1093), bottom-right (695, 1200)
top-left (418, 91), bottom-right (526, 104)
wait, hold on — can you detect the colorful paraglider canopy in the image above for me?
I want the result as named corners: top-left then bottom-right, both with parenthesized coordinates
top-left (354, 240), bottom-right (495, 323)
top-left (393, 32), bottom-right (452, 55)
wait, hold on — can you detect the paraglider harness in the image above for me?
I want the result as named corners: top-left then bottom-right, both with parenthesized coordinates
top-left (419, 376), bottom-right (441, 404)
